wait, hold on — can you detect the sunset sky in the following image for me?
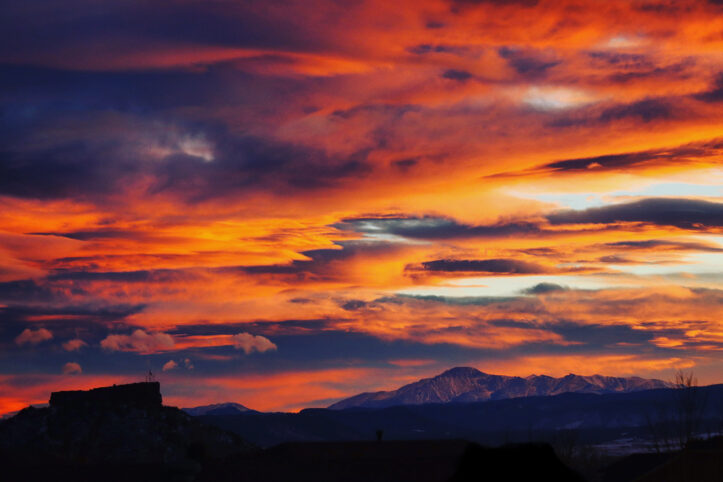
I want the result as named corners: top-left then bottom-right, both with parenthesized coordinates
top-left (1, 0), bottom-right (722, 414)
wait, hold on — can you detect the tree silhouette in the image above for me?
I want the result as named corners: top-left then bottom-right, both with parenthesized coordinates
top-left (646, 368), bottom-right (708, 452)
top-left (671, 369), bottom-right (707, 448)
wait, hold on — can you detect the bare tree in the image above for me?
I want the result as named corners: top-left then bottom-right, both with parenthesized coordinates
top-left (671, 369), bottom-right (707, 448)
top-left (645, 369), bottom-right (709, 452)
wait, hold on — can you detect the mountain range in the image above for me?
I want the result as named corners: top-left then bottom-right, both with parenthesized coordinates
top-left (327, 367), bottom-right (672, 410)
top-left (4, 379), bottom-right (721, 481)
top-left (182, 402), bottom-right (254, 416)
top-left (197, 384), bottom-right (723, 449)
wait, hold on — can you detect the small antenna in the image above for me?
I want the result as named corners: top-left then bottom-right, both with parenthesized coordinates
top-left (144, 359), bottom-right (155, 383)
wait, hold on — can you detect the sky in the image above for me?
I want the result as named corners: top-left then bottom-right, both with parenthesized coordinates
top-left (0, 0), bottom-right (722, 414)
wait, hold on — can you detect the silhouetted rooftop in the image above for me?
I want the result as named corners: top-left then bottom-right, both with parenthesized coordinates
top-left (49, 382), bottom-right (162, 409)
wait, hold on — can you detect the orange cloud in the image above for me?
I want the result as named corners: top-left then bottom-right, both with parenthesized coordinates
top-left (15, 328), bottom-right (53, 346)
top-left (1, 0), bottom-right (722, 412)
top-left (100, 330), bottom-right (175, 354)
top-left (61, 362), bottom-right (82, 375)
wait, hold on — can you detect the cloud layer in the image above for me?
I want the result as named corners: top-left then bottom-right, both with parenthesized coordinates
top-left (1, 0), bottom-right (721, 414)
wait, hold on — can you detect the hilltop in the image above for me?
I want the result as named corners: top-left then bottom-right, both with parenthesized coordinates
top-left (0, 381), bottom-right (253, 479)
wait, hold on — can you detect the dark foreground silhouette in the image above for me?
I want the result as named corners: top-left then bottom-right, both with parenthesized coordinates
top-left (0, 382), bottom-right (586, 481)
top-left (201, 440), bottom-right (585, 482)
top-left (3, 382), bottom-right (721, 481)
top-left (0, 382), bottom-right (249, 481)
top-left (601, 437), bottom-right (723, 482)
top-left (1, 438), bottom-right (585, 482)
top-left (0, 382), bottom-right (251, 466)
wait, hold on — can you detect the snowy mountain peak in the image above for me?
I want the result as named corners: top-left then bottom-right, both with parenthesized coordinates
top-left (328, 367), bottom-right (671, 410)
top-left (182, 402), bottom-right (253, 416)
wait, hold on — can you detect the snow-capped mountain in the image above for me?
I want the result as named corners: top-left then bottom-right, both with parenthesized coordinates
top-left (328, 367), bottom-right (671, 410)
top-left (182, 402), bottom-right (254, 416)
